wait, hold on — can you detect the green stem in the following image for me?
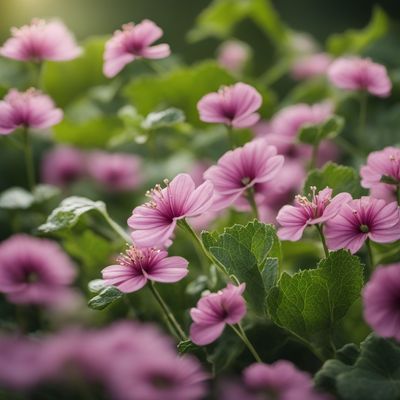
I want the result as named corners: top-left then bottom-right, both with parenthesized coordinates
top-left (357, 92), bottom-right (367, 146)
top-left (316, 224), bottom-right (329, 258)
top-left (149, 281), bottom-right (187, 341)
top-left (102, 211), bottom-right (132, 243)
top-left (230, 324), bottom-right (262, 363)
top-left (21, 128), bottom-right (35, 192)
top-left (309, 142), bottom-right (319, 171)
top-left (246, 187), bottom-right (259, 219)
top-left (226, 125), bottom-right (236, 149)
top-left (365, 238), bottom-right (375, 277)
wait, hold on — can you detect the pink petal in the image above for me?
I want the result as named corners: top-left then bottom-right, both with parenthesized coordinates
top-left (190, 322), bottom-right (225, 345)
top-left (147, 256), bottom-right (188, 283)
top-left (140, 44), bottom-right (170, 59)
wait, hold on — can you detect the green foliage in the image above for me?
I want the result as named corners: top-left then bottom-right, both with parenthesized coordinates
top-left (303, 162), bottom-right (363, 197)
top-left (327, 7), bottom-right (389, 56)
top-left (315, 334), bottom-right (400, 400)
top-left (298, 115), bottom-right (344, 146)
top-left (202, 220), bottom-right (281, 315)
top-left (88, 285), bottom-right (123, 310)
top-left (141, 108), bottom-right (185, 130)
top-left (267, 250), bottom-right (364, 358)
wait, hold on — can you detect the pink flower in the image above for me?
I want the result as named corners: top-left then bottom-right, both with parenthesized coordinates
top-left (0, 234), bottom-right (76, 305)
top-left (87, 151), bottom-right (142, 192)
top-left (325, 196), bottom-right (400, 253)
top-left (103, 19), bottom-right (171, 78)
top-left (291, 53), bottom-right (332, 80)
top-left (328, 57), bottom-right (391, 97)
top-left (0, 89), bottom-right (63, 135)
top-left (217, 40), bottom-right (250, 74)
top-left (204, 139), bottom-right (284, 211)
top-left (190, 283), bottom-right (246, 345)
top-left (0, 19), bottom-right (81, 62)
top-left (363, 263), bottom-right (400, 341)
top-left (360, 147), bottom-right (400, 188)
top-left (41, 146), bottom-right (86, 187)
top-left (370, 183), bottom-right (397, 203)
top-left (128, 173), bottom-right (214, 248)
top-left (277, 187), bottom-right (352, 241)
top-left (102, 246), bottom-right (188, 293)
top-left (197, 83), bottom-right (262, 128)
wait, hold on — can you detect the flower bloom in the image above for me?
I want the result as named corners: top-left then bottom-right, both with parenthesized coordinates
top-left (128, 173), bottom-right (214, 248)
top-left (197, 83), bottom-right (262, 128)
top-left (325, 196), bottom-right (400, 253)
top-left (204, 139), bottom-right (284, 210)
top-left (363, 263), bottom-right (400, 341)
top-left (102, 246), bottom-right (188, 293)
top-left (190, 283), bottom-right (246, 345)
top-left (276, 187), bottom-right (352, 241)
top-left (87, 151), bottom-right (142, 192)
top-left (0, 89), bottom-right (63, 135)
top-left (328, 57), bottom-right (392, 97)
top-left (217, 40), bottom-right (250, 74)
top-left (41, 146), bottom-right (86, 187)
top-left (0, 234), bottom-right (76, 305)
top-left (291, 53), bottom-right (332, 80)
top-left (0, 19), bottom-right (81, 62)
top-left (103, 19), bottom-right (171, 78)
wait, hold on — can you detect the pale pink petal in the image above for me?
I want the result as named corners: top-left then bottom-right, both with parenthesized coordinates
top-left (190, 322), bottom-right (225, 345)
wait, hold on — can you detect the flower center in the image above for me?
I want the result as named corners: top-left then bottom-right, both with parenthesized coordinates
top-left (241, 177), bottom-right (251, 186)
top-left (150, 374), bottom-right (175, 389)
top-left (23, 270), bottom-right (40, 283)
top-left (360, 224), bottom-right (369, 233)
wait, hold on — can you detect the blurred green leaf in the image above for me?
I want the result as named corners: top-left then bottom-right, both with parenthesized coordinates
top-left (327, 6), bottom-right (389, 56)
top-left (267, 250), bottom-right (363, 359)
top-left (202, 220), bottom-right (281, 315)
top-left (88, 279), bottom-right (108, 294)
top-left (141, 108), bottom-right (185, 130)
top-left (177, 340), bottom-right (199, 354)
top-left (299, 115), bottom-right (344, 146)
top-left (303, 162), bottom-right (363, 197)
top-left (88, 285), bottom-right (123, 310)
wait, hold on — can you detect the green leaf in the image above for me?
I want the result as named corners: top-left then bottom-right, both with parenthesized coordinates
top-left (33, 184), bottom-right (61, 203)
top-left (298, 115), bottom-right (344, 146)
top-left (315, 334), bottom-right (400, 400)
top-left (41, 37), bottom-right (108, 107)
top-left (177, 340), bottom-right (199, 354)
top-left (267, 250), bottom-right (363, 358)
top-left (141, 108), bottom-right (185, 130)
top-left (88, 285), bottom-right (123, 310)
top-left (327, 6), bottom-right (389, 56)
top-left (38, 196), bottom-right (106, 233)
top-left (88, 279), bottom-right (108, 294)
top-left (303, 162), bottom-right (363, 197)
top-left (202, 220), bottom-right (281, 315)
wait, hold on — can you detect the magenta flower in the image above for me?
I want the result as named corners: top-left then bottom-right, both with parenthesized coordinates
top-left (102, 246), bottom-right (188, 293)
top-left (190, 283), bottom-right (246, 345)
top-left (291, 53), bottom-right (332, 80)
top-left (41, 146), bottom-right (86, 187)
top-left (197, 83), bottom-right (262, 128)
top-left (360, 146), bottom-right (400, 190)
top-left (217, 40), bottom-right (250, 74)
top-left (87, 151), bottom-right (142, 192)
top-left (0, 89), bottom-right (63, 135)
top-left (0, 234), bottom-right (76, 305)
top-left (204, 139), bottom-right (284, 211)
top-left (363, 263), bottom-right (400, 341)
top-left (103, 19), bottom-right (171, 78)
top-left (276, 187), bottom-right (352, 241)
top-left (328, 57), bottom-right (392, 97)
top-left (325, 196), bottom-right (400, 253)
top-left (128, 173), bottom-right (214, 248)
top-left (0, 19), bottom-right (81, 62)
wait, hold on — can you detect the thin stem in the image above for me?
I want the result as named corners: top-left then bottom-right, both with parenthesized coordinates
top-left (309, 142), bottom-right (319, 171)
top-left (230, 324), bottom-right (262, 363)
top-left (21, 128), bottom-right (35, 191)
top-left (102, 211), bottom-right (132, 243)
top-left (246, 187), bottom-right (259, 219)
top-left (149, 281), bottom-right (187, 341)
top-left (357, 91), bottom-right (367, 146)
top-left (365, 238), bottom-right (375, 278)
top-left (316, 224), bottom-right (329, 258)
top-left (226, 125), bottom-right (236, 149)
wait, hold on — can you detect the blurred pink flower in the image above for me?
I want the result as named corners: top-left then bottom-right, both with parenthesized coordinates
top-left (103, 19), bottom-right (171, 78)
top-left (291, 53), bottom-right (332, 80)
top-left (204, 139), bottom-right (284, 211)
top-left (217, 40), bottom-right (250, 74)
top-left (0, 234), bottom-right (76, 305)
top-left (197, 83), bottom-right (262, 128)
top-left (0, 19), bottom-right (81, 62)
top-left (102, 246), bottom-right (188, 293)
top-left (276, 187), bottom-right (352, 241)
top-left (363, 263), bottom-right (400, 342)
top-left (325, 196), bottom-right (400, 253)
top-left (0, 89), bottom-right (63, 135)
top-left (190, 283), bottom-right (246, 345)
top-left (369, 183), bottom-right (397, 203)
top-left (128, 173), bottom-right (214, 248)
top-left (41, 146), bottom-right (86, 187)
top-left (87, 151), bottom-right (142, 192)
top-left (328, 57), bottom-right (391, 97)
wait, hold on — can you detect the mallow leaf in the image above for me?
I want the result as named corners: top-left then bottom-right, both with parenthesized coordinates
top-left (298, 115), bottom-right (344, 146)
top-left (0, 185), bottom-right (60, 209)
top-left (315, 334), bottom-right (400, 400)
top-left (202, 220), bottom-right (281, 315)
top-left (267, 250), bottom-right (363, 358)
top-left (88, 286), bottom-right (123, 310)
top-left (141, 108), bottom-right (185, 130)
